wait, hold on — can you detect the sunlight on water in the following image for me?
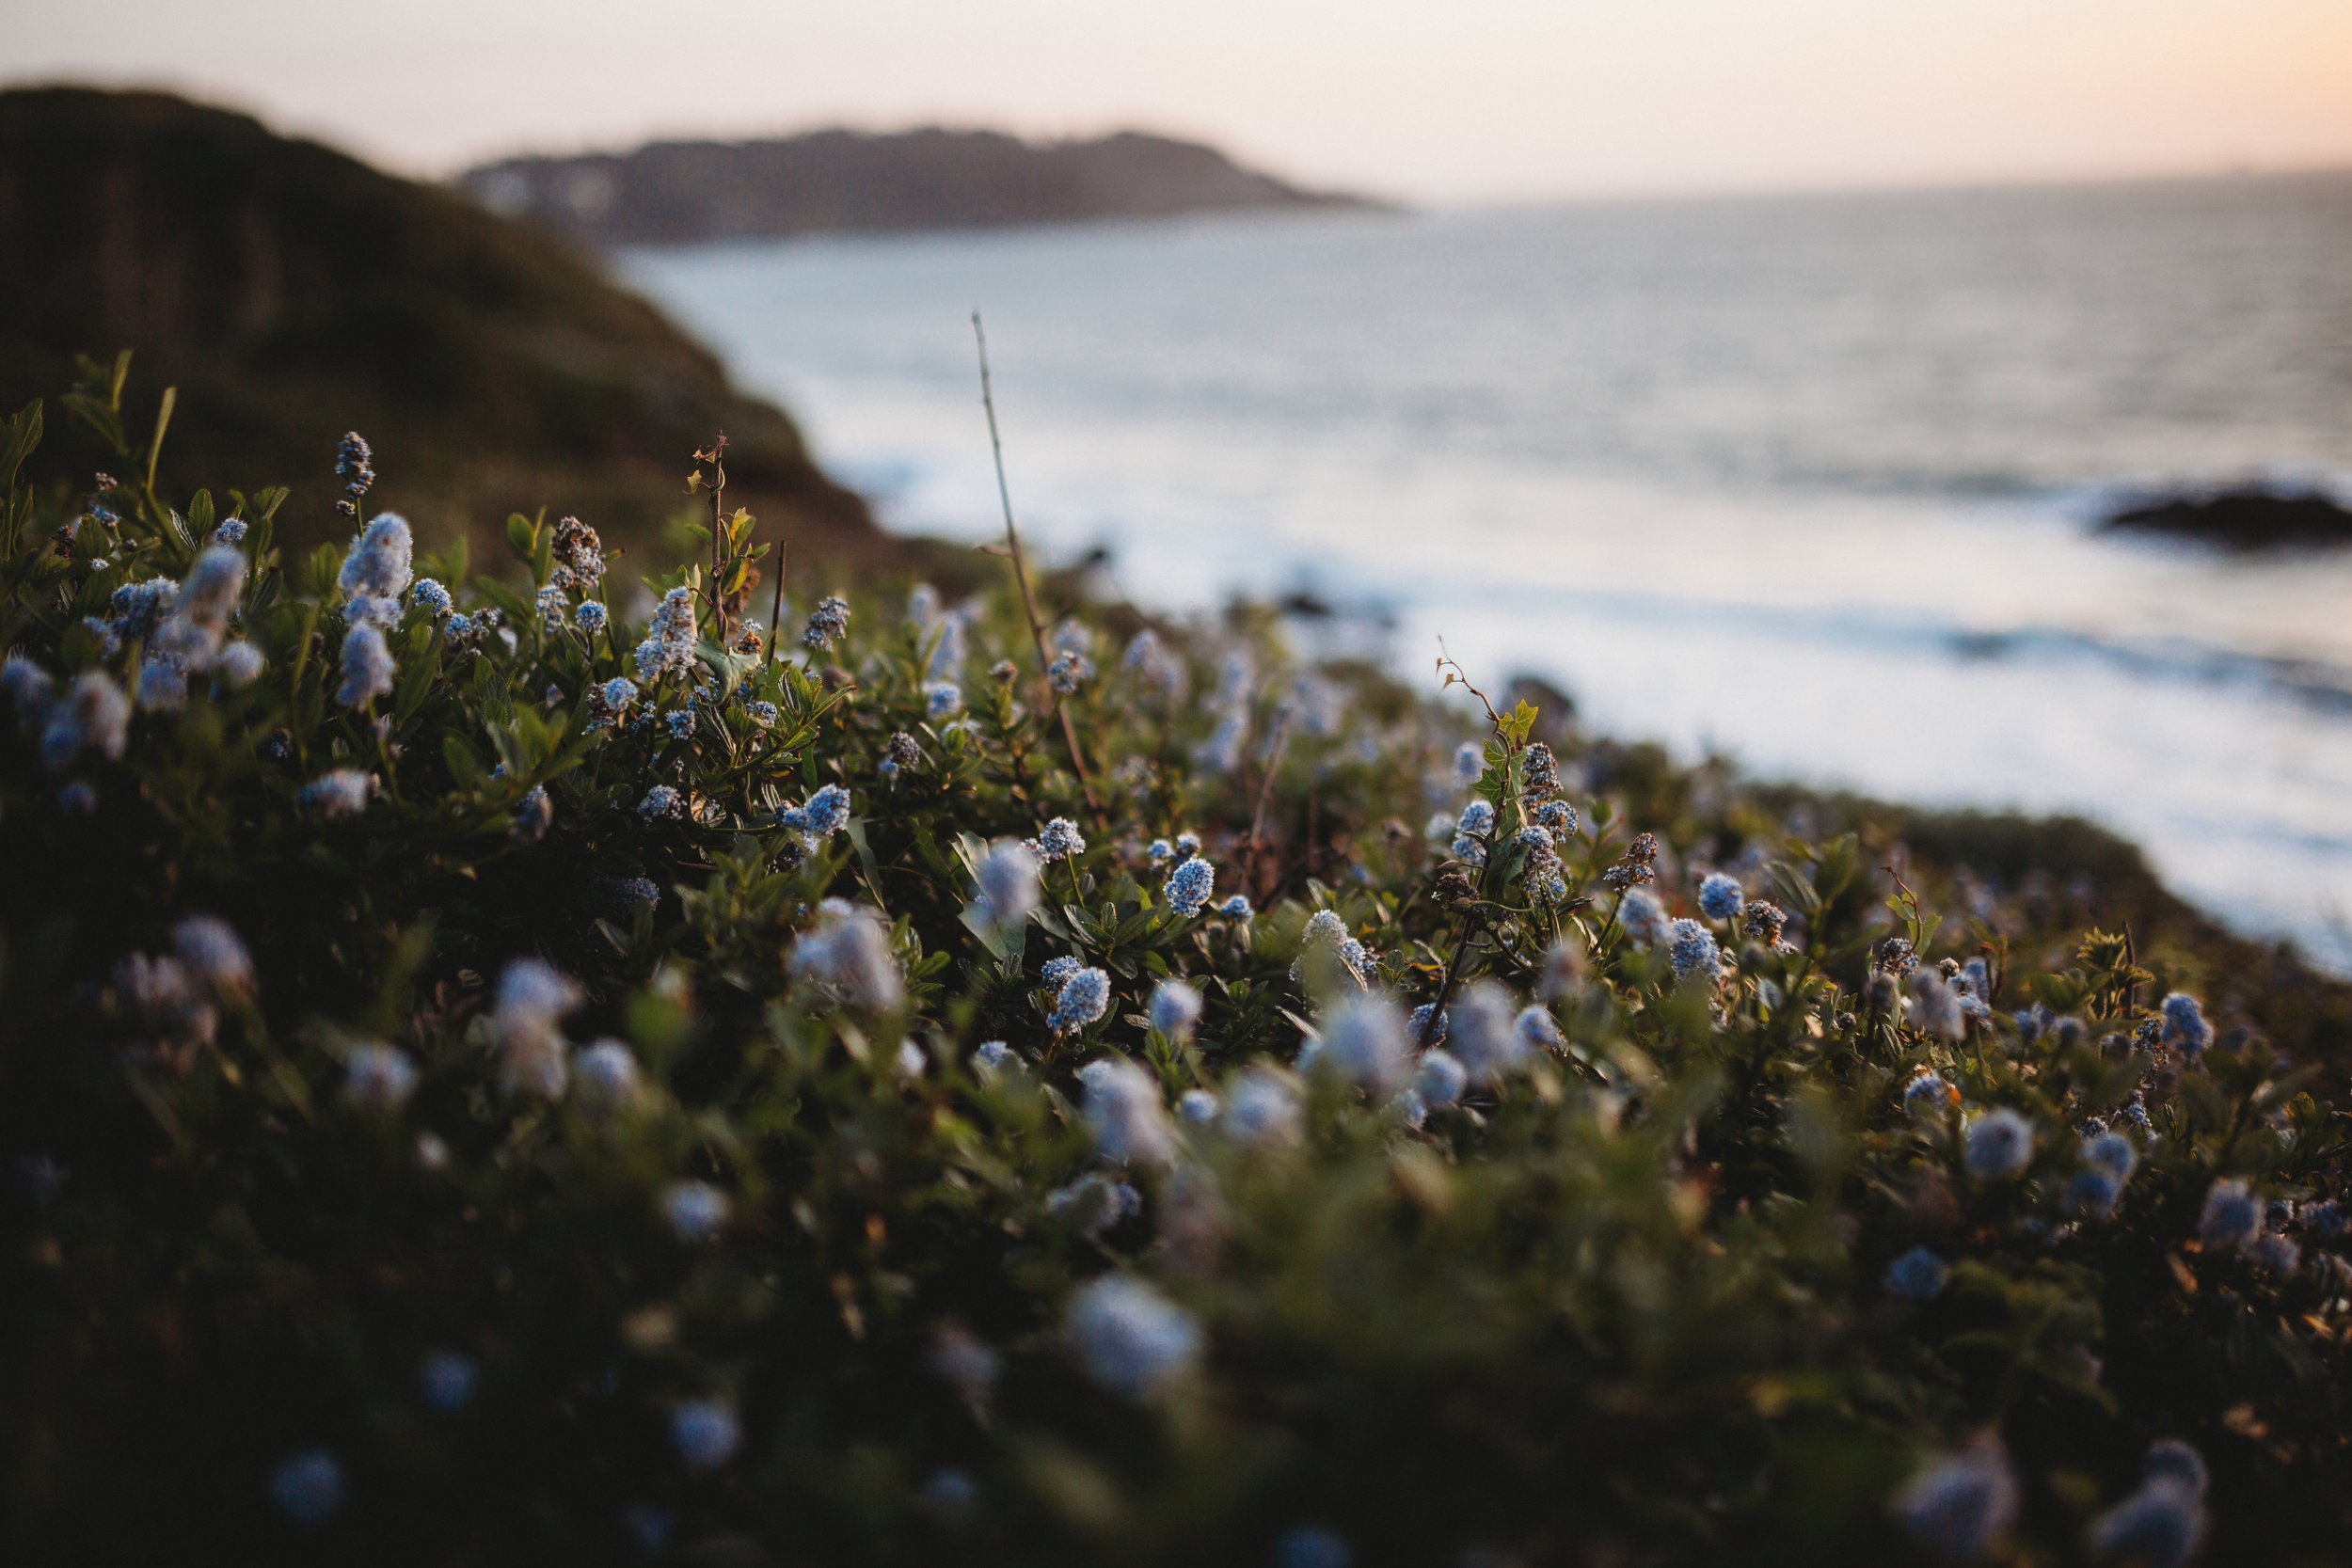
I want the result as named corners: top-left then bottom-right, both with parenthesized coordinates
top-left (624, 175), bottom-right (2352, 971)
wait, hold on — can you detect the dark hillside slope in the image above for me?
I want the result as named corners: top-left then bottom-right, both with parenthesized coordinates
top-left (0, 87), bottom-right (881, 563)
top-left (463, 126), bottom-right (1378, 247)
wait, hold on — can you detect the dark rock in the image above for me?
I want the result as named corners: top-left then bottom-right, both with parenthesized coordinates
top-left (1277, 590), bottom-right (1335, 619)
top-left (2102, 487), bottom-right (2352, 550)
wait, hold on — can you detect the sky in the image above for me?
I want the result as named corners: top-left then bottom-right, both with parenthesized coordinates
top-left (10, 0), bottom-right (2352, 201)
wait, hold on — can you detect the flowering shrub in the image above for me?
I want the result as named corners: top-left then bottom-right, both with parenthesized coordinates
top-left (1, 382), bottom-right (2349, 1565)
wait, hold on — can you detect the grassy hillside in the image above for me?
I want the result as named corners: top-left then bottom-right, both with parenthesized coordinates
top-left (0, 87), bottom-right (882, 569)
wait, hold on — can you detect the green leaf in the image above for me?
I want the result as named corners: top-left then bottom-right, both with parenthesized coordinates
top-left (505, 512), bottom-right (537, 566)
top-left (2173, 1071), bottom-right (2229, 1132)
top-left (2026, 972), bottom-right (2083, 1010)
top-left (2252, 1066), bottom-right (2321, 1117)
top-left (442, 732), bottom-right (487, 787)
top-left (2088, 1056), bottom-right (2149, 1110)
top-left (144, 385), bottom-right (176, 493)
top-left (844, 818), bottom-right (886, 911)
top-left (959, 900), bottom-right (1025, 963)
top-left (0, 400), bottom-right (40, 493)
top-left (308, 543), bottom-right (343, 600)
top-left (513, 708), bottom-right (555, 771)
top-left (470, 577), bottom-right (533, 622)
top-left (58, 391), bottom-right (127, 457)
top-left (1814, 833), bottom-right (1859, 903)
top-left (485, 721), bottom-right (529, 780)
top-left (300, 841), bottom-right (357, 877)
top-left (695, 640), bottom-right (756, 690)
top-left (1767, 860), bottom-right (1821, 915)
top-left (909, 818), bottom-right (959, 886)
top-left (392, 634), bottom-right (439, 727)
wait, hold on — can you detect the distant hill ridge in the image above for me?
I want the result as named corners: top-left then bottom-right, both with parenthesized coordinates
top-left (461, 127), bottom-right (1379, 247)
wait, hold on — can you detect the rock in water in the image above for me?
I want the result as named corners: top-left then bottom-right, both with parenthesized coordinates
top-left (2103, 486), bottom-right (2352, 549)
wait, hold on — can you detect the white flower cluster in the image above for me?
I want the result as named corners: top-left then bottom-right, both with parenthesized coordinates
top-left (787, 899), bottom-right (903, 1011)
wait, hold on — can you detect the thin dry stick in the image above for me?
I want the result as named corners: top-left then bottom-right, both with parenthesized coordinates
top-left (1420, 641), bottom-right (1512, 1042)
top-left (1246, 705), bottom-right (1294, 884)
top-left (973, 312), bottom-right (1100, 813)
top-left (699, 435), bottom-right (730, 642)
top-left (766, 537), bottom-right (787, 660)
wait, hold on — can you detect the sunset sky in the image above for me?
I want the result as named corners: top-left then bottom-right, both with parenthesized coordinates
top-left (13, 0), bottom-right (2352, 199)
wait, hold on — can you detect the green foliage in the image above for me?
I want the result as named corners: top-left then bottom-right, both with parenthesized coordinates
top-left (0, 391), bottom-right (2348, 1568)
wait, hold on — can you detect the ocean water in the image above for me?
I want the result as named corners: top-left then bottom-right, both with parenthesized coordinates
top-left (620, 173), bottom-right (2352, 973)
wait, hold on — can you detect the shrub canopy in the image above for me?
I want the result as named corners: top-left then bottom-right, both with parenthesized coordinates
top-left (0, 382), bottom-right (2347, 1565)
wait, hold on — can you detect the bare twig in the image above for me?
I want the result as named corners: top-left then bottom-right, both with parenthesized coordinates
top-left (1435, 639), bottom-right (1502, 727)
top-left (973, 312), bottom-right (1099, 814)
top-left (1246, 705), bottom-right (1294, 885)
top-left (2121, 922), bottom-right (2139, 1017)
top-left (698, 435), bottom-right (730, 643)
top-left (766, 536), bottom-right (787, 662)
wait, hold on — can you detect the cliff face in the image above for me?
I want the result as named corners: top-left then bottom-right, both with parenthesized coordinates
top-left (463, 127), bottom-right (1377, 247)
top-left (0, 87), bottom-right (882, 563)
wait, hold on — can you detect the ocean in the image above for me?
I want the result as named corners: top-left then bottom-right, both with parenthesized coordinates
top-left (620, 172), bottom-right (2352, 973)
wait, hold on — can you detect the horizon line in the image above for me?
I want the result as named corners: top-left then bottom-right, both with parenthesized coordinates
top-left (11, 73), bottom-right (2352, 214)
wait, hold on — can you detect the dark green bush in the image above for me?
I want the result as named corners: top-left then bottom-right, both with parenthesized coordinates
top-left (0, 378), bottom-right (2346, 1567)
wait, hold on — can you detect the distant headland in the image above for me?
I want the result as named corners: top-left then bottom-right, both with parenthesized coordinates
top-left (458, 128), bottom-right (1387, 248)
